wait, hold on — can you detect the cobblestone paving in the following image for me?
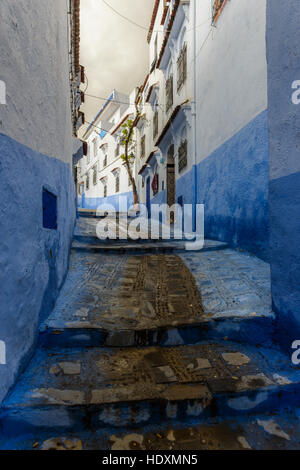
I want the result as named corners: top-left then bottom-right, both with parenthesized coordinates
top-left (4, 407), bottom-right (300, 450)
top-left (4, 342), bottom-right (297, 410)
top-left (2, 217), bottom-right (290, 451)
top-left (43, 246), bottom-right (273, 336)
top-left (181, 250), bottom-right (273, 320)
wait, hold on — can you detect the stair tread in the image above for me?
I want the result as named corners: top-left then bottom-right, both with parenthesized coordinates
top-left (40, 249), bottom-right (273, 339)
top-left (2, 342), bottom-right (298, 409)
top-left (2, 408), bottom-right (300, 450)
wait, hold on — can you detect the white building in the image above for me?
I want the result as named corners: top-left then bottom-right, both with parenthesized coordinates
top-left (135, 0), bottom-right (269, 258)
top-left (136, 0), bottom-right (193, 216)
top-left (78, 89), bottom-right (138, 210)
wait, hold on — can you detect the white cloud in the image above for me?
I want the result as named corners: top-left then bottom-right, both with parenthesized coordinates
top-left (80, 0), bottom-right (154, 126)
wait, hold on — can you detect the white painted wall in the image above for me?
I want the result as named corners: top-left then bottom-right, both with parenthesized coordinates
top-left (0, 0), bottom-right (73, 165)
top-left (136, 0), bottom-right (194, 202)
top-left (78, 90), bottom-right (137, 201)
top-left (195, 0), bottom-right (267, 163)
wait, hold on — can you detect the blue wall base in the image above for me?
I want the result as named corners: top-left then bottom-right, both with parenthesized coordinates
top-left (0, 133), bottom-right (76, 405)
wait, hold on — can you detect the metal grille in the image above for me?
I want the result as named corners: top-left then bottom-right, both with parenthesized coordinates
top-left (153, 111), bottom-right (159, 139)
top-left (141, 135), bottom-right (146, 159)
top-left (166, 75), bottom-right (173, 112)
top-left (93, 166), bottom-right (97, 186)
top-left (152, 173), bottom-right (159, 195)
top-left (115, 144), bottom-right (120, 159)
top-left (178, 139), bottom-right (187, 173)
top-left (115, 175), bottom-right (120, 193)
top-left (177, 43), bottom-right (187, 92)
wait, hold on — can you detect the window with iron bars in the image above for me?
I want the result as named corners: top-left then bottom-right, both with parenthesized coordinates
top-left (153, 111), bottom-right (159, 139)
top-left (178, 140), bottom-right (188, 173)
top-left (177, 43), bottom-right (187, 92)
top-left (103, 155), bottom-right (107, 168)
top-left (141, 135), bottom-right (146, 159)
top-left (212, 0), bottom-right (227, 23)
top-left (152, 173), bottom-right (159, 196)
top-left (86, 173), bottom-right (90, 191)
top-left (93, 138), bottom-right (98, 158)
top-left (115, 143), bottom-right (120, 159)
top-left (166, 75), bottom-right (173, 113)
top-left (115, 174), bottom-right (120, 193)
top-left (93, 165), bottom-right (97, 186)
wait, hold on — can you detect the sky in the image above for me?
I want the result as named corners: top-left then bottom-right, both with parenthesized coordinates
top-left (80, 0), bottom-right (155, 129)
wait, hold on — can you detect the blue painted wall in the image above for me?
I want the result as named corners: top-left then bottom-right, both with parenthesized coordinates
top-left (0, 134), bottom-right (76, 404)
top-left (176, 111), bottom-right (270, 260)
top-left (266, 0), bottom-right (300, 350)
top-left (78, 191), bottom-right (134, 212)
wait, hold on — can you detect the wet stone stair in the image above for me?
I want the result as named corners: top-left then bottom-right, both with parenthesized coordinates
top-left (0, 216), bottom-right (299, 450)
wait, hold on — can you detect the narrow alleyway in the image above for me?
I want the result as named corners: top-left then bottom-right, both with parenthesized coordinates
top-left (1, 215), bottom-right (300, 450)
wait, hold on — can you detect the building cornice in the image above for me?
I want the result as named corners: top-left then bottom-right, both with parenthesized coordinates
top-left (156, 0), bottom-right (180, 69)
top-left (147, 0), bottom-right (161, 43)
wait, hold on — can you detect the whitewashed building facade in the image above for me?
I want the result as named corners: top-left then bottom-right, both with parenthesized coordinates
top-left (78, 89), bottom-right (138, 210)
top-left (135, 0), bottom-right (269, 258)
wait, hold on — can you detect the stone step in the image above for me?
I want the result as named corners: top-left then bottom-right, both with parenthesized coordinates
top-left (40, 250), bottom-right (274, 349)
top-left (1, 407), bottom-right (299, 450)
top-left (71, 239), bottom-right (222, 254)
top-left (1, 343), bottom-right (299, 437)
top-left (40, 314), bottom-right (274, 349)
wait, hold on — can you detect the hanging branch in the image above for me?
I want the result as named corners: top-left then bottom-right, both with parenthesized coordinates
top-left (120, 88), bottom-right (143, 205)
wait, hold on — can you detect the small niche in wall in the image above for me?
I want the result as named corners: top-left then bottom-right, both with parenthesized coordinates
top-left (43, 188), bottom-right (57, 230)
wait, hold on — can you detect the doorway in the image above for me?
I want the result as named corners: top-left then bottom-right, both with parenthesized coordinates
top-left (167, 144), bottom-right (175, 224)
top-left (146, 176), bottom-right (151, 218)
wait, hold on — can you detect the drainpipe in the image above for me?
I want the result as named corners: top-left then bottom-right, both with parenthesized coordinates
top-left (191, 0), bottom-right (197, 232)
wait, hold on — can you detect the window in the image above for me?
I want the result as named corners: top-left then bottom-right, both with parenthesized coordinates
top-left (103, 155), bottom-right (107, 168)
top-left (212, 0), bottom-right (227, 24)
top-left (115, 143), bottom-right (120, 159)
top-left (152, 174), bottom-right (159, 196)
top-left (166, 75), bottom-right (173, 112)
top-left (93, 165), bottom-right (97, 186)
top-left (141, 135), bottom-right (146, 159)
top-left (87, 147), bottom-right (90, 165)
top-left (86, 173), bottom-right (90, 191)
top-left (93, 137), bottom-right (98, 158)
top-left (43, 188), bottom-right (57, 230)
top-left (178, 139), bottom-right (188, 173)
top-left (104, 184), bottom-right (107, 198)
top-left (153, 111), bottom-right (159, 139)
top-left (154, 34), bottom-right (158, 62)
top-left (115, 174), bottom-right (120, 193)
top-left (177, 43), bottom-right (187, 92)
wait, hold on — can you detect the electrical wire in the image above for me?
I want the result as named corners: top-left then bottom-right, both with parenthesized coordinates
top-left (101, 0), bottom-right (211, 34)
top-left (85, 93), bottom-right (162, 108)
